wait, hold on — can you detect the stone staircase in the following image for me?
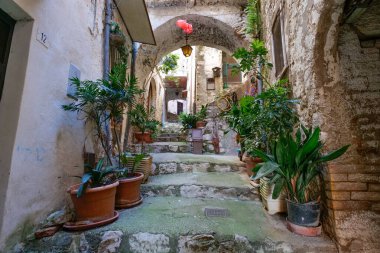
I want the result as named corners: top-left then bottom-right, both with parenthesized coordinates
top-left (131, 122), bottom-right (190, 154)
top-left (16, 153), bottom-right (338, 253)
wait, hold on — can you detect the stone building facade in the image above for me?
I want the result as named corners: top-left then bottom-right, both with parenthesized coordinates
top-left (261, 0), bottom-right (380, 251)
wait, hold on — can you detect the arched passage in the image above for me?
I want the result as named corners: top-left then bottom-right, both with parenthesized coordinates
top-left (135, 14), bottom-right (248, 89)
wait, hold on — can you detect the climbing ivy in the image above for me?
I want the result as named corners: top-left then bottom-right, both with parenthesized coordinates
top-left (245, 0), bottom-right (261, 37)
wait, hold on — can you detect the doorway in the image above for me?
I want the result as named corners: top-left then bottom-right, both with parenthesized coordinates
top-left (0, 8), bottom-right (15, 100)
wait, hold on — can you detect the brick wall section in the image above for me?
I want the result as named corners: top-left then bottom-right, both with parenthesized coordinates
top-left (324, 25), bottom-right (380, 214)
top-left (261, 0), bottom-right (380, 252)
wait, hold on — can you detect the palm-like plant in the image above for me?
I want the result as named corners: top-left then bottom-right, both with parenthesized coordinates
top-left (252, 126), bottom-right (349, 204)
top-left (77, 158), bottom-right (116, 197)
top-left (62, 63), bottom-right (143, 166)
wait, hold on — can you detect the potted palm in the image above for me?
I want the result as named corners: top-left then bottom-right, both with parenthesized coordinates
top-left (115, 153), bottom-right (145, 208)
top-left (252, 125), bottom-right (349, 236)
top-left (62, 63), bottom-right (142, 229)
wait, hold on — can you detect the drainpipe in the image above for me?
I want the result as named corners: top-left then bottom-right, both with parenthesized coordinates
top-left (131, 42), bottom-right (138, 75)
top-left (103, 0), bottom-right (112, 164)
top-left (124, 42), bottom-right (139, 148)
top-left (104, 0), bottom-right (111, 79)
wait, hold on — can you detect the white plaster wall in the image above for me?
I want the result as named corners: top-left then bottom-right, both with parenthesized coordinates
top-left (0, 0), bottom-right (105, 249)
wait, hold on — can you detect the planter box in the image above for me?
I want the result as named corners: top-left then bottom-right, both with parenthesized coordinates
top-left (126, 156), bottom-right (152, 183)
top-left (259, 177), bottom-right (287, 215)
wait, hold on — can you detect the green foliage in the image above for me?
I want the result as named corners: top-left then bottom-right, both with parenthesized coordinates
top-left (224, 81), bottom-right (298, 152)
top-left (77, 158), bottom-right (116, 198)
top-left (62, 64), bottom-right (143, 165)
top-left (245, 0), bottom-right (261, 37)
top-left (117, 153), bottom-right (145, 178)
top-left (159, 53), bottom-right (180, 75)
top-left (179, 113), bottom-right (198, 130)
top-left (224, 96), bottom-right (256, 139)
top-left (196, 105), bottom-right (208, 121)
top-left (232, 40), bottom-right (272, 77)
top-left (116, 44), bottom-right (130, 65)
top-left (252, 126), bottom-right (350, 203)
top-left (110, 21), bottom-right (125, 38)
top-left (130, 104), bottom-right (160, 134)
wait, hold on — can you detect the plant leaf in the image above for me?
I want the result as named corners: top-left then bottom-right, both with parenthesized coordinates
top-left (318, 145), bottom-right (350, 163)
top-left (253, 162), bottom-right (278, 180)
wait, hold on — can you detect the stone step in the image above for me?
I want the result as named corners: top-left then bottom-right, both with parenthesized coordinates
top-left (20, 197), bottom-right (337, 253)
top-left (151, 153), bottom-right (246, 175)
top-left (142, 172), bottom-right (259, 201)
top-left (132, 142), bottom-right (190, 153)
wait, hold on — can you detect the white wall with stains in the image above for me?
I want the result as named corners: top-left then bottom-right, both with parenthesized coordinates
top-left (0, 0), bottom-right (105, 249)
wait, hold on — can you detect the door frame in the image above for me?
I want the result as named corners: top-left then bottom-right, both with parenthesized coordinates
top-left (0, 8), bottom-right (16, 101)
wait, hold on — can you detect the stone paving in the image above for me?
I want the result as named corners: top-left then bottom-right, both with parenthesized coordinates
top-left (15, 153), bottom-right (338, 253)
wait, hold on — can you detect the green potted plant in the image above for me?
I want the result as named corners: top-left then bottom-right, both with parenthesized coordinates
top-left (179, 112), bottom-right (198, 130)
top-left (195, 105), bottom-right (208, 128)
top-left (62, 63), bottom-right (141, 228)
top-left (65, 159), bottom-right (119, 229)
top-left (252, 126), bottom-right (349, 235)
top-left (115, 153), bottom-right (145, 208)
top-left (110, 21), bottom-right (126, 46)
top-left (129, 103), bottom-right (159, 182)
top-left (130, 103), bottom-right (159, 145)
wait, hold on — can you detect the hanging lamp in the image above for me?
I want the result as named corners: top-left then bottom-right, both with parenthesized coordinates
top-left (176, 20), bottom-right (193, 57)
top-left (181, 35), bottom-right (193, 57)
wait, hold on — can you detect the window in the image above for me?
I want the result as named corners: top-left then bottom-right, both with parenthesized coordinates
top-left (272, 11), bottom-right (287, 77)
top-left (0, 9), bottom-right (15, 100)
top-left (222, 53), bottom-right (242, 86)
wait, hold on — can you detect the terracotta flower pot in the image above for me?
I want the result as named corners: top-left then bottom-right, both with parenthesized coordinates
top-left (125, 156), bottom-right (153, 183)
top-left (134, 132), bottom-right (153, 143)
top-left (243, 156), bottom-right (262, 177)
top-left (196, 121), bottom-right (206, 128)
top-left (67, 181), bottom-right (119, 222)
top-left (115, 172), bottom-right (144, 208)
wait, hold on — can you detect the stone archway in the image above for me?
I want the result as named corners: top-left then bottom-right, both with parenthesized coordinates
top-left (314, 2), bottom-right (380, 251)
top-left (135, 14), bottom-right (248, 89)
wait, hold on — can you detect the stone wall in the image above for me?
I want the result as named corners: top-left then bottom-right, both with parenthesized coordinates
top-left (261, 0), bottom-right (380, 251)
top-left (195, 46), bottom-right (223, 112)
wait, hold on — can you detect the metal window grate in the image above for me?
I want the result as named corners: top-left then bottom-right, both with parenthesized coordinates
top-left (204, 208), bottom-right (230, 218)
